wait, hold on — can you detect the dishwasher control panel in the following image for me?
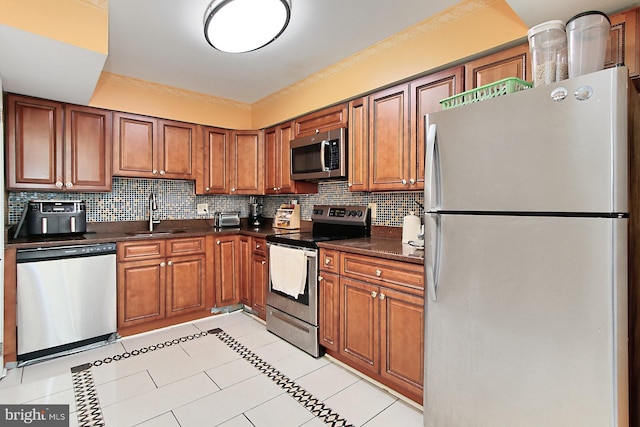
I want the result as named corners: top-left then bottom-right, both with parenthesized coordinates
top-left (16, 243), bottom-right (116, 262)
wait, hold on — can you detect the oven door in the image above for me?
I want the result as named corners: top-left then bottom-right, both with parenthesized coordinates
top-left (267, 243), bottom-right (318, 325)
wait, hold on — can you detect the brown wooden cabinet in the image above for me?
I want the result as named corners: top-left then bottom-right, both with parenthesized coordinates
top-left (6, 94), bottom-right (112, 192)
top-left (239, 235), bottom-right (252, 306)
top-left (368, 84), bottom-right (412, 191)
top-left (347, 97), bottom-right (369, 192)
top-left (197, 126), bottom-right (229, 194)
top-left (465, 43), bottom-right (530, 89)
top-left (228, 130), bottom-right (264, 195)
top-left (320, 250), bottom-right (424, 403)
top-left (293, 103), bottom-right (348, 138)
top-left (251, 237), bottom-right (268, 320)
top-left (113, 112), bottom-right (197, 180)
top-left (265, 121), bottom-right (318, 195)
top-left (213, 235), bottom-right (240, 306)
top-left (410, 66), bottom-right (464, 190)
top-left (608, 7), bottom-right (640, 79)
top-left (117, 237), bottom-right (206, 328)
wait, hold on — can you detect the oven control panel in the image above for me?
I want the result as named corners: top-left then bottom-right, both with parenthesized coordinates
top-left (311, 205), bottom-right (370, 225)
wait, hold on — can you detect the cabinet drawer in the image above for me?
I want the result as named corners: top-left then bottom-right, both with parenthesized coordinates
top-left (167, 237), bottom-right (205, 256)
top-left (118, 240), bottom-right (165, 261)
top-left (341, 253), bottom-right (423, 294)
top-left (320, 249), bottom-right (340, 273)
top-left (253, 237), bottom-right (266, 256)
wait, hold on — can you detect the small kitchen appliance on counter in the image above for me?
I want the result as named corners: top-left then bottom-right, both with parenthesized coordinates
top-left (25, 200), bottom-right (86, 236)
top-left (249, 197), bottom-right (263, 226)
top-left (213, 211), bottom-right (240, 228)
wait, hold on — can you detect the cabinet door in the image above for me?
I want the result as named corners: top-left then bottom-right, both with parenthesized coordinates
top-left (319, 272), bottom-right (340, 352)
top-left (465, 43), bottom-right (530, 89)
top-left (340, 277), bottom-right (379, 375)
top-left (251, 253), bottom-right (267, 320)
top-left (369, 84), bottom-right (411, 191)
top-left (214, 235), bottom-right (240, 306)
top-left (608, 8), bottom-right (639, 79)
top-left (347, 97), bottom-right (369, 192)
top-left (166, 254), bottom-right (205, 316)
top-left (379, 287), bottom-right (424, 401)
top-left (6, 95), bottom-right (63, 190)
top-left (117, 258), bottom-right (166, 327)
top-left (229, 130), bottom-right (264, 194)
top-left (113, 112), bottom-right (157, 178)
top-left (199, 126), bottom-right (229, 194)
top-left (158, 119), bottom-right (196, 180)
top-left (293, 103), bottom-right (348, 137)
top-left (410, 67), bottom-right (464, 190)
top-left (239, 235), bottom-right (252, 306)
top-left (64, 105), bottom-right (112, 191)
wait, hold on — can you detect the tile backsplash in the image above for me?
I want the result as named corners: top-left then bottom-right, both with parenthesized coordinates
top-left (8, 178), bottom-right (424, 227)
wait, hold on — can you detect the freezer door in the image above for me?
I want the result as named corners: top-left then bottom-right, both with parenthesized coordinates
top-left (424, 214), bottom-right (628, 427)
top-left (425, 67), bottom-right (629, 214)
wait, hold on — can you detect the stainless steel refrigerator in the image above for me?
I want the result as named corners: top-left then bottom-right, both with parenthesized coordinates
top-left (423, 66), bottom-right (639, 427)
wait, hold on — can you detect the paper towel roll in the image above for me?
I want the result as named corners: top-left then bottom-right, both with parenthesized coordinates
top-left (402, 212), bottom-right (421, 243)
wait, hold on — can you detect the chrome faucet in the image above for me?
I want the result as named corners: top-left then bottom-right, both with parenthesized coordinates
top-left (149, 193), bottom-right (160, 232)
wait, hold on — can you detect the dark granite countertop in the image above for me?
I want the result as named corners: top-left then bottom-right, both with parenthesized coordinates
top-left (317, 237), bottom-right (424, 265)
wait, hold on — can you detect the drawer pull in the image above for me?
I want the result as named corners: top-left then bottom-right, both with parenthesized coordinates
top-left (325, 258), bottom-right (331, 265)
top-left (375, 269), bottom-right (382, 277)
top-left (371, 291), bottom-right (377, 298)
top-left (256, 244), bottom-right (261, 249)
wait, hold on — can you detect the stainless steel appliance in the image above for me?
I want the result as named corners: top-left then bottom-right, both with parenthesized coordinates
top-left (249, 197), bottom-right (263, 226)
top-left (290, 128), bottom-right (347, 181)
top-left (16, 242), bottom-right (117, 363)
top-left (26, 200), bottom-right (86, 236)
top-left (213, 211), bottom-right (240, 228)
top-left (266, 205), bottom-right (370, 357)
top-left (423, 67), bottom-right (637, 426)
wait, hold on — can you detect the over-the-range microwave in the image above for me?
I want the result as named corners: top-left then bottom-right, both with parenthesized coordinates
top-left (290, 128), bottom-right (347, 181)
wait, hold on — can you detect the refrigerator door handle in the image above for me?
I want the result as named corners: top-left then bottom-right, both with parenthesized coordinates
top-left (425, 120), bottom-right (438, 211)
top-left (425, 211), bottom-right (440, 301)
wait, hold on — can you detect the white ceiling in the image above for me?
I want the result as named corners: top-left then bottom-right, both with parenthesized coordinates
top-left (1, 0), bottom-right (639, 105)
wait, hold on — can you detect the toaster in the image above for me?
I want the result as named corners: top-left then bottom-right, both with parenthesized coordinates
top-left (26, 200), bottom-right (87, 235)
top-left (213, 211), bottom-right (240, 228)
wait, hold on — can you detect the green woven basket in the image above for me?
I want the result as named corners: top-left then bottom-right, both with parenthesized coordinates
top-left (439, 77), bottom-right (533, 110)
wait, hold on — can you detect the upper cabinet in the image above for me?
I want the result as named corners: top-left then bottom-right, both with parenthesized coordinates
top-left (347, 97), bottom-right (369, 192)
top-left (6, 94), bottom-right (112, 192)
top-left (293, 103), bottom-right (348, 138)
top-left (608, 7), bottom-right (640, 79)
top-left (113, 112), bottom-right (197, 180)
top-left (265, 121), bottom-right (317, 195)
top-left (465, 43), bottom-right (530, 89)
top-left (228, 129), bottom-right (264, 195)
top-left (197, 126), bottom-right (229, 194)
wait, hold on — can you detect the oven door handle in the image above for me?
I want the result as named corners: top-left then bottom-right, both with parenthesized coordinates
top-left (267, 243), bottom-right (317, 258)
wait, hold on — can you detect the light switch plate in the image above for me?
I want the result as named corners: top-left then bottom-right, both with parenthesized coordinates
top-left (197, 203), bottom-right (208, 215)
top-left (368, 202), bottom-right (377, 220)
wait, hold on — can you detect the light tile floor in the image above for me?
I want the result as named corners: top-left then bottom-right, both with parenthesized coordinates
top-left (0, 311), bottom-right (423, 426)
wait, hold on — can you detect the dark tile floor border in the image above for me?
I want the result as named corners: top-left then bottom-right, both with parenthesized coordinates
top-left (70, 327), bottom-right (354, 427)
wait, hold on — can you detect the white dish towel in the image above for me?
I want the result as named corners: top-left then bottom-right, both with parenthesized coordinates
top-left (269, 245), bottom-right (308, 298)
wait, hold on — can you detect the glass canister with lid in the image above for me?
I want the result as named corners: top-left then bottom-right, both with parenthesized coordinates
top-left (527, 20), bottom-right (569, 86)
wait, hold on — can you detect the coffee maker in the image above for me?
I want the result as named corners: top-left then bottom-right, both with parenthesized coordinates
top-left (248, 197), bottom-right (263, 226)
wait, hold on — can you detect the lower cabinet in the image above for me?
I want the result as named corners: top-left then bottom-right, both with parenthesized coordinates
top-left (319, 248), bottom-right (424, 403)
top-left (214, 235), bottom-right (241, 306)
top-left (251, 237), bottom-right (268, 320)
top-left (117, 237), bottom-right (207, 329)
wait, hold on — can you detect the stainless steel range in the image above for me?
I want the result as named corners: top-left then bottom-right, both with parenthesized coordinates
top-left (266, 205), bottom-right (371, 357)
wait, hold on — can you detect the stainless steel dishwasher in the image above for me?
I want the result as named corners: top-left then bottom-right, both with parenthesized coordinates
top-left (16, 242), bottom-right (117, 363)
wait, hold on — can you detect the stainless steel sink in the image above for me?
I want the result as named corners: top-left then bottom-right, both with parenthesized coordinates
top-left (126, 229), bottom-right (186, 237)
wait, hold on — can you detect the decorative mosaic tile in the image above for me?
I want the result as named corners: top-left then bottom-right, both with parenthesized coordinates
top-left (7, 178), bottom-right (424, 227)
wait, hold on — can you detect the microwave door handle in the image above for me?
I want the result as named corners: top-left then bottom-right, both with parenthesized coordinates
top-left (320, 140), bottom-right (329, 172)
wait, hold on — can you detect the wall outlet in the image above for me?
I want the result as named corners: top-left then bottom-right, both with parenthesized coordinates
top-left (197, 203), bottom-right (208, 215)
top-left (368, 202), bottom-right (377, 220)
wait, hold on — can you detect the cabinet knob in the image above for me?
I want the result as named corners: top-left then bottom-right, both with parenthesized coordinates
top-left (261, 260), bottom-right (266, 265)
top-left (402, 179), bottom-right (407, 185)
top-left (273, 187), bottom-right (277, 191)
top-left (55, 181), bottom-right (63, 188)
top-left (371, 291), bottom-right (378, 298)
top-left (160, 262), bottom-right (166, 267)
top-left (379, 293), bottom-right (386, 300)
top-left (65, 182), bottom-right (73, 188)
top-left (216, 240), bottom-right (221, 245)
top-left (231, 188), bottom-right (236, 192)
top-left (256, 244), bottom-right (261, 249)
top-left (325, 258), bottom-right (330, 265)
top-left (206, 187), bottom-right (211, 191)
top-left (375, 269), bottom-right (382, 277)
top-left (409, 178), bottom-right (416, 185)
top-left (318, 276), bottom-right (324, 282)
top-left (168, 260), bottom-right (173, 266)
top-left (348, 183), bottom-right (352, 187)
top-left (160, 170), bottom-right (165, 175)
top-left (153, 169), bottom-right (158, 175)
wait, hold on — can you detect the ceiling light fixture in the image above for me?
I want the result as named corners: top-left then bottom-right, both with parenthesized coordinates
top-left (204, 0), bottom-right (291, 54)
